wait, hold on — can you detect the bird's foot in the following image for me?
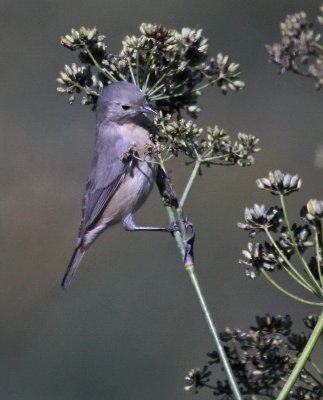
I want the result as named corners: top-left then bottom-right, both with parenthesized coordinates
top-left (168, 217), bottom-right (195, 266)
top-left (183, 218), bottom-right (195, 267)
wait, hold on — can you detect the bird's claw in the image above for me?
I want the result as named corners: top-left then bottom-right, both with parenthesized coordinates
top-left (167, 220), bottom-right (180, 233)
top-left (183, 218), bottom-right (195, 267)
top-left (183, 217), bottom-right (195, 242)
top-left (168, 218), bottom-right (195, 267)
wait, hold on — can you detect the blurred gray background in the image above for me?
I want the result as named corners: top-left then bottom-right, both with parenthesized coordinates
top-left (1, 1), bottom-right (322, 399)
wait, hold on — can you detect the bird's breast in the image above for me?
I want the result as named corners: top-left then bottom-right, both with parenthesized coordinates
top-left (118, 122), bottom-right (152, 153)
top-left (100, 121), bottom-right (157, 225)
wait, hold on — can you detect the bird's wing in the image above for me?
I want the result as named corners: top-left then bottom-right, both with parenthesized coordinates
top-left (78, 125), bottom-right (131, 237)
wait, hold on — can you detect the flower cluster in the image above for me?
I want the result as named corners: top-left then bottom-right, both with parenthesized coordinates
top-left (57, 23), bottom-right (245, 117)
top-left (151, 113), bottom-right (260, 166)
top-left (60, 27), bottom-right (107, 62)
top-left (153, 114), bottom-right (202, 158)
top-left (256, 170), bottom-right (301, 196)
top-left (184, 367), bottom-right (211, 393)
top-left (278, 224), bottom-right (312, 255)
top-left (200, 129), bottom-right (260, 167)
top-left (266, 10), bottom-right (323, 89)
top-left (302, 199), bottom-right (323, 224)
top-left (238, 171), bottom-right (322, 287)
top-left (238, 204), bottom-right (282, 236)
top-left (184, 314), bottom-right (322, 399)
top-left (57, 63), bottom-right (103, 105)
top-left (240, 242), bottom-right (282, 279)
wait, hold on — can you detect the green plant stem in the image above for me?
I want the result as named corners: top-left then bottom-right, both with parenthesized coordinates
top-left (277, 310), bottom-right (323, 400)
top-left (185, 264), bottom-right (243, 400)
top-left (127, 58), bottom-right (137, 85)
top-left (314, 42), bottom-right (323, 51)
top-left (142, 54), bottom-right (153, 91)
top-left (264, 228), bottom-right (316, 294)
top-left (158, 163), bottom-right (243, 400)
top-left (70, 80), bottom-right (88, 93)
top-left (303, 365), bottom-right (323, 386)
top-left (136, 51), bottom-right (140, 86)
top-left (279, 194), bottom-right (321, 295)
top-left (193, 78), bottom-right (220, 93)
top-left (84, 45), bottom-right (117, 82)
top-left (309, 359), bottom-right (323, 378)
top-left (261, 270), bottom-right (323, 306)
top-left (322, 221), bottom-right (323, 273)
top-left (176, 160), bottom-right (202, 240)
top-left (150, 93), bottom-right (181, 101)
top-left (179, 160), bottom-right (201, 208)
top-left (143, 71), bottom-right (151, 91)
top-left (146, 73), bottom-right (167, 96)
top-left (165, 204), bottom-right (185, 258)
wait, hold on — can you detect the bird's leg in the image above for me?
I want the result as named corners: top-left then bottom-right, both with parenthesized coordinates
top-left (123, 214), bottom-right (196, 265)
top-left (123, 214), bottom-right (179, 233)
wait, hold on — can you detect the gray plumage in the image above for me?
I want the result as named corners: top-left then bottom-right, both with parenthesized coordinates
top-left (62, 81), bottom-right (157, 289)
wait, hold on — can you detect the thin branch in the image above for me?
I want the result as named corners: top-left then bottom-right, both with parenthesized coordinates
top-left (142, 53), bottom-right (154, 91)
top-left (265, 228), bottom-right (317, 295)
top-left (84, 45), bottom-right (117, 82)
top-left (309, 358), bottom-right (323, 378)
top-left (146, 73), bottom-right (167, 96)
top-left (314, 42), bottom-right (323, 52)
top-left (279, 194), bottom-right (322, 295)
top-left (261, 270), bottom-right (323, 307)
top-left (192, 77), bottom-right (220, 93)
top-left (127, 57), bottom-right (137, 85)
top-left (135, 50), bottom-right (140, 86)
top-left (179, 160), bottom-right (201, 209)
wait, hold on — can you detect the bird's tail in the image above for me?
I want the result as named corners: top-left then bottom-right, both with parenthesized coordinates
top-left (61, 246), bottom-right (85, 289)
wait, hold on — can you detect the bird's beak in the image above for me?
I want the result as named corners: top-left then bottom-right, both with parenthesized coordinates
top-left (141, 102), bottom-right (158, 115)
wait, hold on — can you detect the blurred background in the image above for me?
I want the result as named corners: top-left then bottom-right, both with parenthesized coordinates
top-left (1, 1), bottom-right (322, 399)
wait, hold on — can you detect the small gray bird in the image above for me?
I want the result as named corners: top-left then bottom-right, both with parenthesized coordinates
top-left (62, 81), bottom-right (166, 289)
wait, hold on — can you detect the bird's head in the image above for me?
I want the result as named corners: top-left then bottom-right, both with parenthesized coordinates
top-left (96, 81), bottom-right (157, 124)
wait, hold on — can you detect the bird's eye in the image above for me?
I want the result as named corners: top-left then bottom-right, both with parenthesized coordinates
top-left (122, 105), bottom-right (130, 110)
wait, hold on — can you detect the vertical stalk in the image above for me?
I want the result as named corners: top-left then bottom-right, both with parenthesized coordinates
top-left (127, 58), bottom-right (137, 85)
top-left (179, 160), bottom-right (201, 209)
top-left (157, 163), bottom-right (243, 400)
top-left (135, 50), bottom-right (140, 86)
top-left (185, 264), bottom-right (243, 400)
top-left (277, 310), bottom-right (323, 400)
